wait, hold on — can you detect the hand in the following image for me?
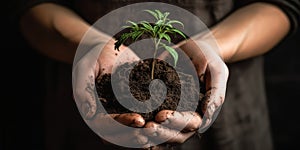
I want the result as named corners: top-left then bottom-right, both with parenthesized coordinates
top-left (143, 110), bottom-right (201, 148)
top-left (88, 112), bottom-right (154, 148)
top-left (180, 37), bottom-right (228, 132)
top-left (141, 37), bottom-right (228, 148)
top-left (72, 30), bottom-right (150, 147)
top-left (158, 35), bottom-right (229, 133)
top-left (72, 29), bottom-right (140, 119)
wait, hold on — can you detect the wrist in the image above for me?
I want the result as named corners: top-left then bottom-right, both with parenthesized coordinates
top-left (210, 27), bottom-right (240, 63)
top-left (190, 32), bottom-right (231, 63)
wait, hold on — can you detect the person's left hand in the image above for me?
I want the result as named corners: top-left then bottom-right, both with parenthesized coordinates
top-left (142, 110), bottom-right (201, 148)
top-left (143, 34), bottom-right (228, 147)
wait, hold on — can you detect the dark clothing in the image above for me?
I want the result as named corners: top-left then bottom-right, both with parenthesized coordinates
top-left (17, 0), bottom-right (300, 150)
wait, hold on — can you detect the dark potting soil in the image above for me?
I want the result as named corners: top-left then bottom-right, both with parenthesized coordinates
top-left (95, 58), bottom-right (204, 121)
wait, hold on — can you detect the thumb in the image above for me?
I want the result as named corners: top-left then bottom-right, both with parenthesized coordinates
top-left (72, 44), bottom-right (104, 119)
top-left (72, 62), bottom-right (98, 119)
top-left (198, 59), bottom-right (229, 133)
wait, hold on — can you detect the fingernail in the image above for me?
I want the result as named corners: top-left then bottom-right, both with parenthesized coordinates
top-left (134, 118), bottom-right (145, 127)
top-left (166, 113), bottom-right (172, 119)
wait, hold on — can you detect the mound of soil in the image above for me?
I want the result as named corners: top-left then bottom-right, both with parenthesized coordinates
top-left (95, 58), bottom-right (204, 121)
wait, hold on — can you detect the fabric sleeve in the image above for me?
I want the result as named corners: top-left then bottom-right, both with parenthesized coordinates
top-left (235, 0), bottom-right (300, 36)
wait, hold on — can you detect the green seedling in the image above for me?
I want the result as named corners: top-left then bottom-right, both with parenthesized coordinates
top-left (114, 9), bottom-right (187, 79)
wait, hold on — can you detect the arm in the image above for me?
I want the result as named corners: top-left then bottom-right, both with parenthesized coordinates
top-left (149, 1), bottom-right (298, 146)
top-left (19, 3), bottom-right (91, 63)
top-left (20, 3), bottom-right (134, 72)
top-left (20, 3), bottom-right (151, 147)
top-left (210, 2), bottom-right (291, 62)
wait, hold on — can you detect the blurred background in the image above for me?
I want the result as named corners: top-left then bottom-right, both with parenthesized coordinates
top-left (264, 29), bottom-right (300, 150)
top-left (2, 1), bottom-right (299, 150)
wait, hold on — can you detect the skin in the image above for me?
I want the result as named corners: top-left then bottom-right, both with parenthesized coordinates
top-left (20, 1), bottom-right (290, 148)
top-left (147, 2), bottom-right (290, 145)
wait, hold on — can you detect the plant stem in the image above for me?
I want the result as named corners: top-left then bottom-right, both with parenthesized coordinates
top-left (151, 38), bottom-right (160, 80)
top-left (151, 58), bottom-right (156, 80)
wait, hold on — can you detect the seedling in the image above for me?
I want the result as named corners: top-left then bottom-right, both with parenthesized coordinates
top-left (114, 9), bottom-right (187, 79)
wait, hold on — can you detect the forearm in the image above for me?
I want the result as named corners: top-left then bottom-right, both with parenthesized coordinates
top-left (209, 2), bottom-right (290, 63)
top-left (19, 3), bottom-right (107, 64)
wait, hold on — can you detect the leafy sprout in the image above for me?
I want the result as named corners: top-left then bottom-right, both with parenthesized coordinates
top-left (114, 9), bottom-right (187, 79)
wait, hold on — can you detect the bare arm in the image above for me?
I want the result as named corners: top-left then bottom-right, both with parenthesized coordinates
top-left (151, 2), bottom-right (293, 144)
top-left (20, 3), bottom-right (154, 147)
top-left (19, 3), bottom-right (103, 64)
top-left (209, 2), bottom-right (290, 62)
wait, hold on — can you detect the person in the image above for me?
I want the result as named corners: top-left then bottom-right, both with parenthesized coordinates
top-left (17, 0), bottom-right (299, 150)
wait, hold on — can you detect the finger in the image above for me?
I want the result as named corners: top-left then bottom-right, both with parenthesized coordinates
top-left (155, 110), bottom-right (202, 132)
top-left (205, 61), bottom-right (228, 114)
top-left (112, 113), bottom-right (145, 127)
top-left (144, 122), bottom-right (195, 144)
top-left (73, 38), bottom-right (141, 119)
top-left (117, 47), bottom-right (141, 63)
top-left (99, 39), bottom-right (141, 74)
top-left (87, 113), bottom-right (145, 134)
top-left (199, 59), bottom-right (228, 132)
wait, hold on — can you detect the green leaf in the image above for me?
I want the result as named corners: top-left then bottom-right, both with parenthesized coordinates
top-left (133, 30), bottom-right (144, 41)
top-left (155, 9), bottom-right (164, 20)
top-left (116, 9), bottom-right (186, 68)
top-left (127, 20), bottom-right (137, 26)
top-left (153, 25), bottom-right (159, 33)
top-left (155, 20), bottom-right (164, 26)
top-left (161, 44), bottom-right (178, 67)
top-left (170, 28), bottom-right (187, 39)
top-left (131, 31), bottom-right (139, 40)
top-left (122, 21), bottom-right (140, 32)
top-left (163, 12), bottom-right (170, 21)
top-left (165, 24), bottom-right (173, 28)
top-left (167, 20), bottom-right (184, 28)
top-left (143, 9), bottom-right (158, 20)
top-left (121, 25), bottom-right (132, 29)
top-left (140, 21), bottom-right (153, 31)
top-left (159, 33), bottom-right (171, 43)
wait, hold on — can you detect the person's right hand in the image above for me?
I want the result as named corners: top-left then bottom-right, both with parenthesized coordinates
top-left (72, 30), bottom-right (139, 119)
top-left (72, 30), bottom-right (153, 148)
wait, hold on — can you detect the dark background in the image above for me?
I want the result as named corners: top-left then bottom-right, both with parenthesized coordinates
top-left (264, 30), bottom-right (300, 150)
top-left (2, 1), bottom-right (300, 150)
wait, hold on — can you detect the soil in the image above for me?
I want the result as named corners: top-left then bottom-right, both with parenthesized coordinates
top-left (95, 58), bottom-right (204, 121)
top-left (95, 23), bottom-right (205, 122)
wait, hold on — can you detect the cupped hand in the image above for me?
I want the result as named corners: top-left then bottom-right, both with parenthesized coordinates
top-left (152, 34), bottom-right (228, 145)
top-left (177, 36), bottom-right (229, 132)
top-left (72, 30), bottom-right (152, 147)
top-left (72, 30), bottom-right (140, 119)
top-left (143, 110), bottom-right (201, 145)
top-left (88, 112), bottom-right (153, 148)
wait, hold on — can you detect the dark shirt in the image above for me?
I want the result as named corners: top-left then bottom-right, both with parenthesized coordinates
top-left (16, 0), bottom-right (300, 150)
